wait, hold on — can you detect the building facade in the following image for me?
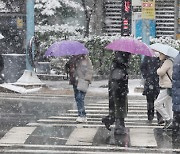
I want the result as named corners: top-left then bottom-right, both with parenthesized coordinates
top-left (100, 0), bottom-right (178, 39)
top-left (175, 0), bottom-right (180, 39)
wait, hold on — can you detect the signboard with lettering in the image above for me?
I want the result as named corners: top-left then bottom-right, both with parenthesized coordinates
top-left (142, 0), bottom-right (155, 19)
top-left (121, 0), bottom-right (132, 36)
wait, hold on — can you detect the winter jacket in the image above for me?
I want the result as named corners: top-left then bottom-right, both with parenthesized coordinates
top-left (108, 52), bottom-right (130, 118)
top-left (157, 58), bottom-right (173, 88)
top-left (67, 55), bottom-right (93, 85)
top-left (172, 53), bottom-right (180, 112)
top-left (109, 52), bottom-right (130, 95)
top-left (140, 56), bottom-right (160, 98)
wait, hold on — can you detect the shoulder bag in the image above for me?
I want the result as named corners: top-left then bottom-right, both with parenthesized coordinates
top-left (77, 78), bottom-right (89, 92)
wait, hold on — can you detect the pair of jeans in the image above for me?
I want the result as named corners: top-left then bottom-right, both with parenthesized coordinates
top-left (73, 85), bottom-right (86, 117)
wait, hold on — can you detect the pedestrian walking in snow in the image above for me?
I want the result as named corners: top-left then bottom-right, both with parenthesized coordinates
top-left (140, 56), bottom-right (164, 124)
top-left (65, 54), bottom-right (93, 123)
top-left (102, 52), bottom-right (131, 135)
top-left (154, 52), bottom-right (173, 130)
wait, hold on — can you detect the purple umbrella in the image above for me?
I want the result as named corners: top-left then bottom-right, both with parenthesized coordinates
top-left (105, 38), bottom-right (155, 57)
top-left (45, 40), bottom-right (88, 57)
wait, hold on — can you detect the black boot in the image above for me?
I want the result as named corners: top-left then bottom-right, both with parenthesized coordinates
top-left (148, 109), bottom-right (154, 121)
top-left (157, 111), bottom-right (164, 125)
top-left (102, 115), bottom-right (115, 131)
top-left (114, 118), bottom-right (126, 135)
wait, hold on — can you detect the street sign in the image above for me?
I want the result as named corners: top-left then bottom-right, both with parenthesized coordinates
top-left (142, 0), bottom-right (155, 19)
top-left (133, 12), bottom-right (156, 38)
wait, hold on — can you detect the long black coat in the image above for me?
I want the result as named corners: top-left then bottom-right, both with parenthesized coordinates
top-left (172, 53), bottom-right (180, 112)
top-left (108, 52), bottom-right (130, 118)
top-left (140, 56), bottom-right (160, 99)
top-left (109, 52), bottom-right (129, 95)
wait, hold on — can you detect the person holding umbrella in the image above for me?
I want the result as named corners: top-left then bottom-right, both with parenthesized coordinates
top-left (65, 54), bottom-right (93, 123)
top-left (102, 52), bottom-right (131, 135)
top-left (154, 52), bottom-right (173, 129)
top-left (45, 40), bottom-right (93, 123)
top-left (102, 38), bottom-right (155, 134)
top-left (150, 43), bottom-right (179, 130)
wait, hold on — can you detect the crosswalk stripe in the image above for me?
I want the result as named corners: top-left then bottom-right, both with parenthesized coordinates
top-left (27, 123), bottom-right (163, 129)
top-left (89, 102), bottom-right (147, 106)
top-left (68, 110), bottom-right (147, 113)
top-left (130, 128), bottom-right (157, 147)
top-left (37, 118), bottom-right (158, 123)
top-left (95, 99), bottom-right (146, 103)
top-left (48, 116), bottom-right (156, 121)
top-left (0, 143), bottom-right (179, 153)
top-left (57, 113), bottom-right (149, 118)
top-left (66, 127), bottom-right (98, 145)
top-left (86, 106), bottom-right (147, 110)
top-left (0, 127), bottom-right (36, 144)
top-left (0, 149), bottom-right (129, 154)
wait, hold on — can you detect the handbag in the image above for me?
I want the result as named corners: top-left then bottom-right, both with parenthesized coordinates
top-left (77, 78), bottom-right (89, 92)
top-left (166, 72), bottom-right (172, 97)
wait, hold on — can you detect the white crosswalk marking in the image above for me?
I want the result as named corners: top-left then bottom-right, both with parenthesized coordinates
top-left (66, 126), bottom-right (98, 145)
top-left (27, 99), bottom-right (162, 148)
top-left (0, 127), bottom-right (36, 144)
top-left (1, 96), bottom-right (175, 153)
top-left (130, 128), bottom-right (157, 147)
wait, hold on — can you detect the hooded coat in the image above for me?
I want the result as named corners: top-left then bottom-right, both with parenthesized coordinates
top-left (172, 53), bottom-right (180, 112)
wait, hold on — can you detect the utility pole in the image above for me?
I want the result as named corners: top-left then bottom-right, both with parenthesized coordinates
top-left (14, 0), bottom-right (44, 87)
top-left (26, 0), bottom-right (35, 70)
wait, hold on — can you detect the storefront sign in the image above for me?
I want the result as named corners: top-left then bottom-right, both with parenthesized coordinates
top-left (142, 0), bottom-right (155, 19)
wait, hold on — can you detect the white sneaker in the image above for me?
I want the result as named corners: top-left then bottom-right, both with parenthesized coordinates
top-left (76, 116), bottom-right (87, 123)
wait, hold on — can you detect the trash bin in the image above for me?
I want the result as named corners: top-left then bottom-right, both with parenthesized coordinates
top-left (2, 54), bottom-right (26, 83)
